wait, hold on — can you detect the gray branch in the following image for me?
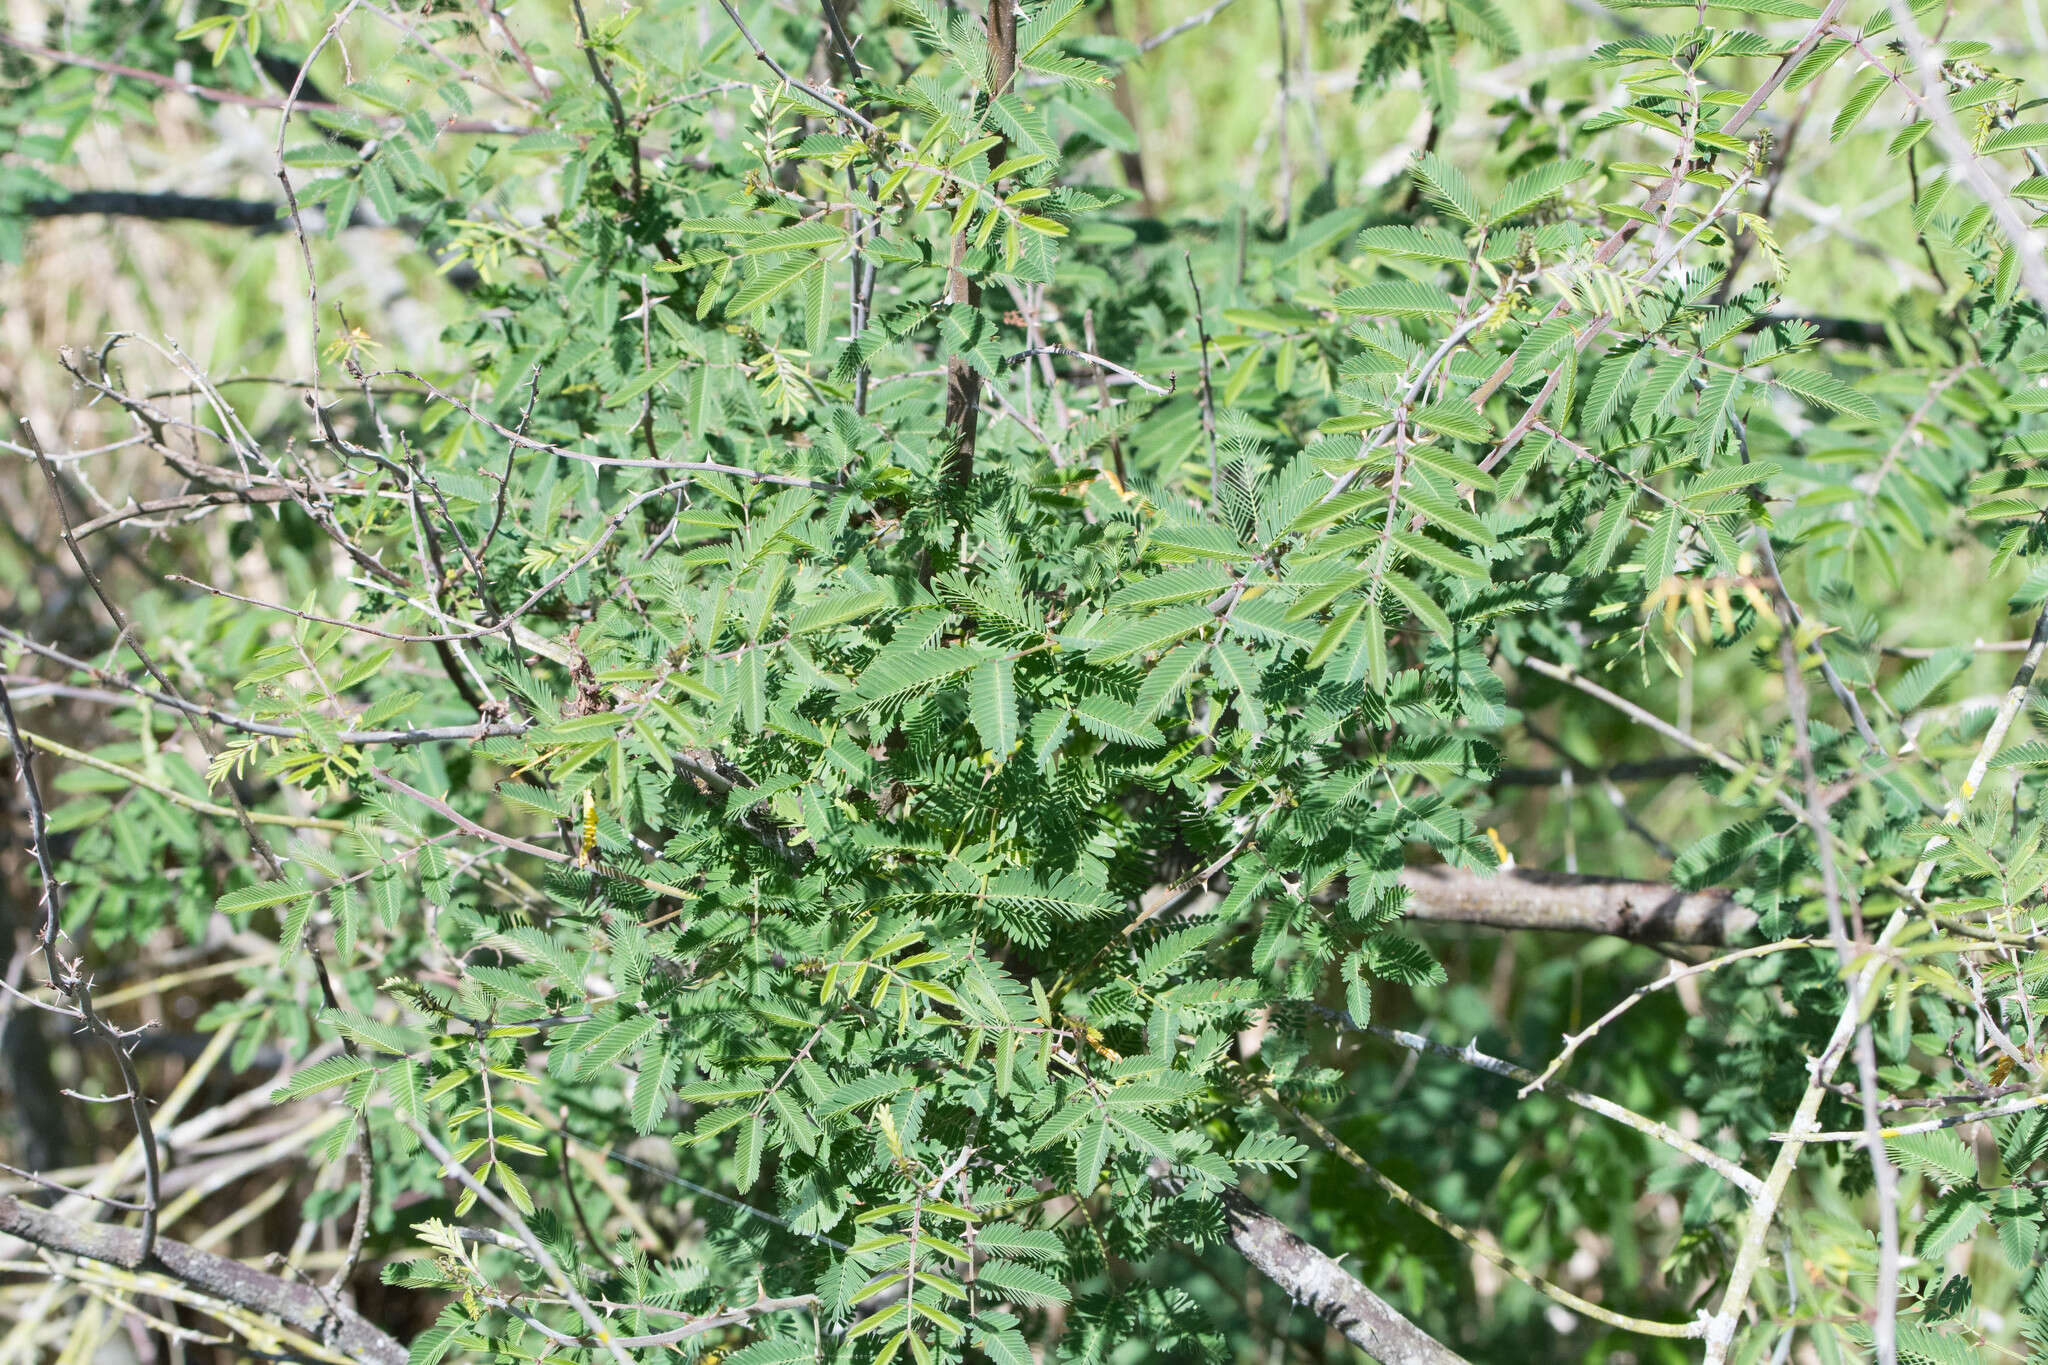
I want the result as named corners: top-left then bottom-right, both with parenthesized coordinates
top-left (1220, 1187), bottom-right (1470, 1365)
top-left (0, 1195), bottom-right (407, 1365)
top-left (1399, 866), bottom-right (1752, 946)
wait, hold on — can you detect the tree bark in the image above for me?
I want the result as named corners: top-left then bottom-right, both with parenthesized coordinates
top-left (1399, 865), bottom-right (1752, 946)
top-left (0, 1195), bottom-right (408, 1365)
top-left (1093, 4), bottom-right (1153, 210)
top-left (941, 235), bottom-right (983, 486)
top-left (1220, 1187), bottom-right (1470, 1365)
top-left (939, 0), bottom-right (1017, 488)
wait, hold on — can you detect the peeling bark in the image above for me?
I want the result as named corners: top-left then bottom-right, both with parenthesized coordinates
top-left (1219, 1188), bottom-right (1470, 1365)
top-left (0, 1196), bottom-right (407, 1365)
top-left (1399, 866), bottom-right (1752, 946)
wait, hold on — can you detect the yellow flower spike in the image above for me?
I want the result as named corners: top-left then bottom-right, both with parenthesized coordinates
top-left (577, 789), bottom-right (597, 869)
top-left (1485, 827), bottom-right (1515, 870)
top-left (877, 1102), bottom-right (905, 1159)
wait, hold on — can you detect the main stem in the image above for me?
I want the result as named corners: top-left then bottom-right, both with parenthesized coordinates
top-left (940, 0), bottom-right (1016, 488)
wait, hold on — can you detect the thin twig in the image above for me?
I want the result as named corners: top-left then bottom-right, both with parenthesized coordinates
top-left (819, 0), bottom-right (863, 76)
top-left (1774, 594), bottom-right (1898, 1365)
top-left (1134, 0), bottom-right (1242, 55)
top-left (1780, 1090), bottom-right (2048, 1143)
top-left (1183, 253), bottom-right (1218, 488)
top-left (12, 727), bottom-right (349, 833)
top-left (401, 1118), bottom-right (636, 1365)
top-left (1340, 1017), bottom-right (1763, 1195)
top-left (1736, 411), bottom-right (1883, 755)
top-left (1004, 344), bottom-right (1173, 396)
top-left (710, 0), bottom-right (878, 132)
top-left (1519, 940), bottom-right (1822, 1097)
top-left (1271, 1090), bottom-right (1706, 1339)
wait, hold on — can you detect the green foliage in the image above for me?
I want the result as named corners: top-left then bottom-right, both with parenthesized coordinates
top-left (13, 0), bottom-right (2048, 1362)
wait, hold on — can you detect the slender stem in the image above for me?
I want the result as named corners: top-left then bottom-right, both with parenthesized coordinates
top-left (1272, 1090), bottom-right (1706, 1339)
top-left (1518, 939), bottom-right (1821, 1097)
top-left (1183, 253), bottom-right (1219, 489)
top-left (711, 0), bottom-right (878, 132)
top-left (0, 676), bottom-right (163, 1260)
top-left (402, 1118), bottom-right (635, 1365)
top-left (12, 727), bottom-right (350, 832)
top-left (1775, 608), bottom-right (1897, 1365)
top-left (1784, 1090), bottom-right (2048, 1143)
top-left (1344, 1016), bottom-right (1763, 1195)
top-left (1705, 600), bottom-right (2048, 1364)
top-left (569, 0), bottom-right (642, 198)
top-left (819, 0), bottom-right (863, 76)
top-left (1134, 0), bottom-right (1241, 55)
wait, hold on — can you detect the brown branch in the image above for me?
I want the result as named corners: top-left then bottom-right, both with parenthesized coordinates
top-left (936, 0), bottom-right (1015, 490)
top-left (67, 486), bottom-right (298, 537)
top-left (938, 277), bottom-right (984, 486)
top-left (1131, 862), bottom-right (1751, 949)
top-left (940, 251), bottom-right (985, 488)
top-left (479, 0), bottom-right (549, 97)
top-left (1, 667), bottom-right (163, 1264)
top-left (0, 1195), bottom-right (406, 1365)
top-left (1398, 866), bottom-right (1753, 946)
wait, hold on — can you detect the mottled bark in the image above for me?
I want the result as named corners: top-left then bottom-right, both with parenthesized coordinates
top-left (1399, 866), bottom-right (1752, 946)
top-left (0, 1195), bottom-right (407, 1365)
top-left (1219, 1188), bottom-right (1469, 1365)
top-left (939, 0), bottom-right (1017, 487)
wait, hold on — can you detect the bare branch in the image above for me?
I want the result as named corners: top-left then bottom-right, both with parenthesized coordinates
top-left (1399, 866), bottom-right (1754, 946)
top-left (0, 674), bottom-right (163, 1259)
top-left (0, 1195), bottom-right (406, 1365)
top-left (1134, 0), bottom-right (1242, 56)
top-left (1215, 1187), bottom-right (1471, 1365)
top-left (1349, 1022), bottom-right (1764, 1196)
